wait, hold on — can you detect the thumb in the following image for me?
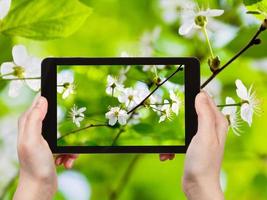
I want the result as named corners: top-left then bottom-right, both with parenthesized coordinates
top-left (195, 92), bottom-right (216, 138)
top-left (22, 96), bottom-right (48, 139)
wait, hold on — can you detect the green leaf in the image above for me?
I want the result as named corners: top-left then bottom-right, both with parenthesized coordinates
top-left (244, 0), bottom-right (263, 6)
top-left (244, 0), bottom-right (267, 20)
top-left (0, 0), bottom-right (92, 40)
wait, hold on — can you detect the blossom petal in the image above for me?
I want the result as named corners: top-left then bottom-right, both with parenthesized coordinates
top-left (199, 9), bottom-right (224, 17)
top-left (235, 79), bottom-right (248, 100)
top-left (240, 103), bottom-right (253, 126)
top-left (0, 0), bottom-right (11, 20)
top-left (118, 116), bottom-right (127, 125)
top-left (222, 97), bottom-right (237, 115)
top-left (8, 80), bottom-right (23, 97)
top-left (78, 107), bottom-right (86, 113)
top-left (57, 86), bottom-right (64, 93)
top-left (26, 79), bottom-right (41, 91)
top-left (108, 117), bottom-right (117, 126)
top-left (159, 115), bottom-right (166, 123)
top-left (0, 62), bottom-right (16, 79)
top-left (179, 20), bottom-right (195, 35)
top-left (12, 45), bottom-right (29, 66)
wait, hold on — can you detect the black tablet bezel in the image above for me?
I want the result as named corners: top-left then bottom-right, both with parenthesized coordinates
top-left (41, 57), bottom-right (200, 153)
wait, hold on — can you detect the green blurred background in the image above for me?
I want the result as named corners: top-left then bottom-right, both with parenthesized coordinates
top-left (0, 0), bottom-right (267, 199)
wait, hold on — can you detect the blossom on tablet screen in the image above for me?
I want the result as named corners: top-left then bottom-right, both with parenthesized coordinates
top-left (159, 100), bottom-right (172, 123)
top-left (118, 87), bottom-right (139, 109)
top-left (0, 45), bottom-right (41, 97)
top-left (105, 107), bottom-right (128, 126)
top-left (169, 90), bottom-right (181, 115)
top-left (179, 6), bottom-right (224, 36)
top-left (142, 65), bottom-right (165, 72)
top-left (106, 75), bottom-right (124, 97)
top-left (135, 82), bottom-right (161, 106)
top-left (69, 105), bottom-right (86, 127)
top-left (57, 70), bottom-right (75, 99)
top-left (235, 79), bottom-right (260, 126)
top-left (222, 97), bottom-right (242, 136)
top-left (0, 0), bottom-right (11, 20)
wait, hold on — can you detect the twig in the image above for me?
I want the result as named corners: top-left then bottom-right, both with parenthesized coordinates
top-left (57, 123), bottom-right (110, 141)
top-left (217, 102), bottom-right (243, 108)
top-left (108, 155), bottom-right (141, 200)
top-left (201, 22), bottom-right (266, 89)
top-left (127, 65), bottom-right (184, 114)
top-left (111, 128), bottom-right (125, 146)
top-left (0, 77), bottom-right (41, 81)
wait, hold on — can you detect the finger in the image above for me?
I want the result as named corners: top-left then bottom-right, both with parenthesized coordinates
top-left (205, 92), bottom-right (229, 145)
top-left (22, 96), bottom-right (48, 140)
top-left (63, 158), bottom-right (75, 169)
top-left (159, 154), bottom-right (175, 161)
top-left (18, 94), bottom-right (41, 138)
top-left (55, 156), bottom-right (63, 166)
top-left (195, 92), bottom-right (216, 138)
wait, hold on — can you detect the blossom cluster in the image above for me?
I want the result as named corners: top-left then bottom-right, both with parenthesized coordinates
top-left (57, 65), bottom-right (184, 129)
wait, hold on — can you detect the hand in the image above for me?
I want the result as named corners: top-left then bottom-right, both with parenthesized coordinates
top-left (14, 96), bottom-right (78, 200)
top-left (160, 92), bottom-right (228, 200)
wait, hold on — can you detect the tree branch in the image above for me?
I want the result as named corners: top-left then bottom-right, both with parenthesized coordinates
top-left (0, 77), bottom-right (41, 81)
top-left (57, 123), bottom-right (110, 141)
top-left (127, 65), bottom-right (184, 114)
top-left (201, 21), bottom-right (266, 89)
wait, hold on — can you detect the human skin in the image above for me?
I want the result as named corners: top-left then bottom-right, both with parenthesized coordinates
top-left (160, 91), bottom-right (228, 200)
top-left (13, 96), bottom-right (78, 200)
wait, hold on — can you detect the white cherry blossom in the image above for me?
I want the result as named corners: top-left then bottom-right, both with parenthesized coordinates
top-left (0, 0), bottom-right (11, 20)
top-left (0, 45), bottom-right (41, 97)
top-left (140, 27), bottom-right (161, 56)
top-left (222, 97), bottom-right (242, 136)
top-left (105, 107), bottom-right (128, 126)
top-left (106, 75), bottom-right (124, 97)
top-left (169, 90), bottom-right (181, 115)
top-left (159, 100), bottom-right (172, 123)
top-left (235, 79), bottom-right (259, 126)
top-left (118, 87), bottom-right (139, 109)
top-left (69, 105), bottom-right (86, 127)
top-left (179, 7), bottom-right (224, 36)
top-left (57, 70), bottom-right (75, 99)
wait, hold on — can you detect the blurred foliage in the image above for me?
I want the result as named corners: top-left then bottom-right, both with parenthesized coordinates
top-left (0, 0), bottom-right (267, 200)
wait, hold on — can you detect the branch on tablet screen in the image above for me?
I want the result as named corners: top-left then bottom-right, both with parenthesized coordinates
top-left (57, 123), bottom-right (111, 141)
top-left (127, 65), bottom-right (184, 114)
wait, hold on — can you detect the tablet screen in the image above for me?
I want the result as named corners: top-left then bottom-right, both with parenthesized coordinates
top-left (56, 64), bottom-right (185, 147)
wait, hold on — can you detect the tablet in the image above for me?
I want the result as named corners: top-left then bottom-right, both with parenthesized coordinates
top-left (41, 57), bottom-right (200, 153)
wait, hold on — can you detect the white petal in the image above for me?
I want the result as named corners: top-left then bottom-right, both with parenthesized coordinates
top-left (25, 57), bottom-right (41, 76)
top-left (235, 79), bottom-right (248, 100)
top-left (179, 21), bottom-right (195, 35)
top-left (26, 79), bottom-right (40, 91)
top-left (240, 103), bottom-right (253, 126)
top-left (78, 107), bottom-right (86, 113)
top-left (0, 62), bottom-right (15, 79)
top-left (108, 117), bottom-right (117, 126)
top-left (0, 0), bottom-right (11, 20)
top-left (62, 90), bottom-right (70, 99)
top-left (172, 103), bottom-right (179, 115)
top-left (12, 45), bottom-right (29, 66)
top-left (57, 86), bottom-right (64, 93)
top-left (8, 80), bottom-right (23, 97)
top-left (222, 97), bottom-right (237, 115)
top-left (159, 115), bottom-right (166, 123)
top-left (118, 116), bottom-right (127, 125)
top-left (75, 120), bottom-right (81, 127)
top-left (199, 9), bottom-right (224, 17)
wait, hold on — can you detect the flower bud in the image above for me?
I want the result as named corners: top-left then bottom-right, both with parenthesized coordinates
top-left (261, 19), bottom-right (267, 30)
top-left (153, 77), bottom-right (161, 85)
top-left (208, 56), bottom-right (221, 72)
top-left (253, 38), bottom-right (261, 45)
